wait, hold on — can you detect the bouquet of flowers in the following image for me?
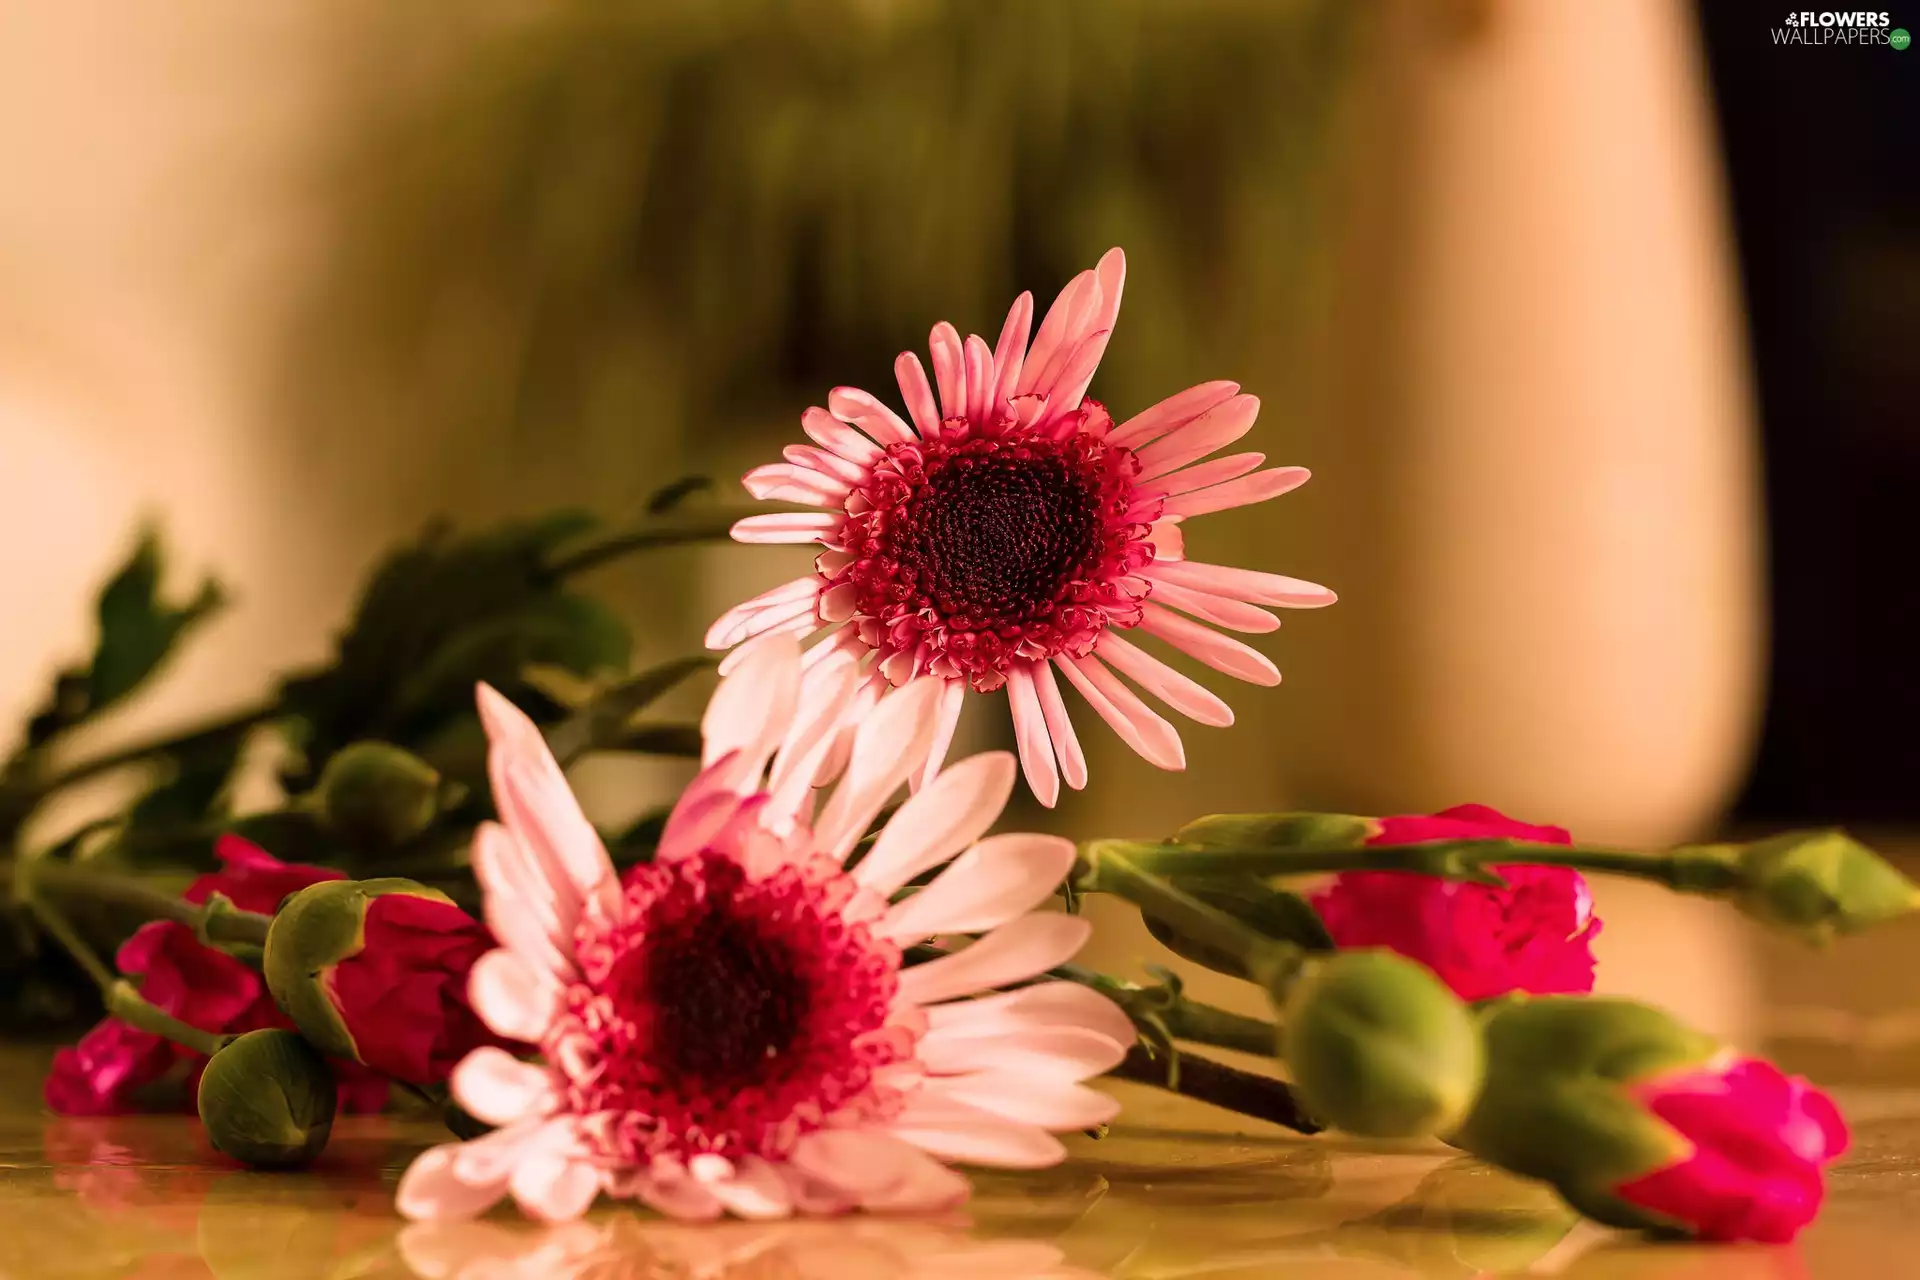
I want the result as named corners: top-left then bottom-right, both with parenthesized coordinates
top-left (15, 251), bottom-right (1908, 1246)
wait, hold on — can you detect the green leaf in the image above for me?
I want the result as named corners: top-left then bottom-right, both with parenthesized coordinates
top-left (645, 475), bottom-right (715, 514)
top-left (87, 529), bottom-right (227, 713)
top-left (124, 731), bottom-right (247, 845)
top-left (545, 656), bottom-right (715, 764)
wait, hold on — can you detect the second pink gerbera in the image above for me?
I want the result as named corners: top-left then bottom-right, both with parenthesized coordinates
top-left (708, 249), bottom-right (1335, 806)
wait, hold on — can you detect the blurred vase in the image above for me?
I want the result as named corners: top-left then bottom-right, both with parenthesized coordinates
top-left (1294, 0), bottom-right (1766, 1037)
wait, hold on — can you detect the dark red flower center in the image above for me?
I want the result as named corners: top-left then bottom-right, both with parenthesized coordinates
top-left (552, 853), bottom-right (910, 1162)
top-left (830, 413), bottom-right (1159, 690)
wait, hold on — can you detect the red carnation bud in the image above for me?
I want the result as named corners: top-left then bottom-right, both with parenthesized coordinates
top-left (264, 879), bottom-right (511, 1086)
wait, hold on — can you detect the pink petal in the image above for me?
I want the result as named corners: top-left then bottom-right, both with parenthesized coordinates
top-left (1054, 654), bottom-right (1187, 771)
top-left (913, 679), bottom-right (966, 793)
top-left (1164, 466), bottom-right (1311, 519)
top-left (477, 683), bottom-right (619, 917)
top-left (470, 823), bottom-right (575, 981)
top-left (918, 1024), bottom-right (1127, 1080)
top-left (879, 833), bottom-right (1076, 942)
top-left (1139, 604), bottom-right (1280, 686)
top-left (699, 633), bottom-right (802, 787)
top-left (451, 1047), bottom-right (557, 1127)
top-left (716, 616), bottom-right (818, 673)
top-left (1109, 380), bottom-right (1240, 449)
top-left (1149, 519), bottom-right (1185, 561)
top-left (827, 387), bottom-right (914, 446)
top-left (963, 334), bottom-right (994, 427)
top-left (635, 1159), bottom-right (724, 1221)
top-left (1134, 395), bottom-right (1261, 480)
top-left (697, 1155), bottom-right (792, 1221)
top-left (929, 322), bottom-right (967, 421)
top-left (705, 593), bottom-right (821, 652)
top-left (1036, 329), bottom-right (1112, 430)
top-left (887, 1099), bottom-right (1070, 1169)
top-left (705, 577), bottom-right (823, 650)
top-left (509, 1151), bottom-right (601, 1224)
top-left (789, 1129), bottom-right (921, 1197)
top-left (813, 676), bottom-right (946, 860)
top-left (655, 762), bottom-right (748, 862)
top-left (1017, 269), bottom-right (1096, 398)
top-left (893, 353), bottom-right (941, 437)
top-left (924, 1074), bottom-right (1121, 1128)
top-left (1090, 247), bottom-right (1126, 337)
top-left (742, 463), bottom-right (847, 506)
top-left (859, 1146), bottom-right (971, 1213)
top-left (730, 512), bottom-right (843, 544)
top-left (1032, 663), bottom-right (1087, 791)
top-left (801, 404), bottom-right (884, 464)
top-left (1144, 578), bottom-right (1279, 634)
top-left (1150, 451), bottom-right (1266, 497)
top-left (922, 980), bottom-right (1136, 1047)
top-left (856, 752), bottom-right (1018, 897)
top-left (1145, 560), bottom-right (1337, 608)
top-left (1094, 632), bottom-right (1233, 726)
top-left (1006, 666), bottom-right (1060, 809)
top-left (764, 653), bottom-right (862, 824)
top-left (991, 291), bottom-right (1034, 408)
top-left (396, 1144), bottom-right (508, 1222)
top-left (468, 948), bottom-right (559, 1044)
top-left (898, 913), bottom-right (1094, 1006)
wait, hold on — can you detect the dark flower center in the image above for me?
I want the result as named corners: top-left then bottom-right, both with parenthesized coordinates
top-left (915, 453), bottom-right (1101, 626)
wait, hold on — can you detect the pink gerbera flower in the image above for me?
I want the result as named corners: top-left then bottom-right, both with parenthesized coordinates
top-left (707, 249), bottom-right (1335, 806)
top-left (396, 637), bottom-right (1132, 1224)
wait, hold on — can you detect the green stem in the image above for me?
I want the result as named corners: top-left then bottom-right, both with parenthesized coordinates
top-left (1107, 1045), bottom-right (1319, 1135)
top-left (1076, 846), bottom-right (1306, 992)
top-left (1094, 837), bottom-right (1740, 895)
top-left (544, 507), bottom-right (781, 579)
top-left (20, 874), bottom-right (229, 1057)
top-left (1155, 1000), bottom-right (1280, 1058)
top-left (29, 861), bottom-right (274, 947)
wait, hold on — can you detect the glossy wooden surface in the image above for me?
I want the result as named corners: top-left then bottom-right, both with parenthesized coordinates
top-left (5, 1069), bottom-right (1920, 1279)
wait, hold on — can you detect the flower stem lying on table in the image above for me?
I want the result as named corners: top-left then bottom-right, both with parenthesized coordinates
top-left (1106, 1045), bottom-right (1321, 1135)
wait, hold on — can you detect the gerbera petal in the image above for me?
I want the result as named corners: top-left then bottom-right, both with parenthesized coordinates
top-left (1163, 466), bottom-right (1311, 519)
top-left (468, 947), bottom-right (560, 1044)
top-left (1037, 329), bottom-right (1113, 432)
top-left (1144, 560), bottom-right (1338, 608)
top-left (827, 387), bottom-right (915, 446)
top-left (655, 760), bottom-right (750, 861)
top-left (785, 439), bottom-right (872, 485)
top-left (1054, 654), bottom-right (1187, 771)
top-left (1017, 268), bottom-right (1097, 398)
top-left (1140, 602), bottom-right (1281, 687)
top-left (729, 512), bottom-right (843, 544)
top-left (742, 463), bottom-right (847, 506)
top-left (635, 1158), bottom-right (725, 1221)
top-left (705, 577), bottom-right (823, 650)
top-left (963, 334), bottom-right (994, 427)
top-left (929, 322), bottom-right (967, 421)
top-left (924, 1073), bottom-right (1122, 1129)
top-left (1032, 662), bottom-right (1087, 791)
top-left (699, 633), bottom-right (802, 787)
top-left (763, 653), bottom-right (861, 826)
top-left (991, 291), bottom-right (1034, 408)
top-left (878, 833), bottom-right (1076, 941)
top-left (397, 1144), bottom-right (509, 1222)
top-left (1143, 577), bottom-right (1281, 634)
top-left (451, 1047), bottom-right (559, 1127)
top-left (887, 1097), bottom-right (1070, 1169)
top-left (897, 913), bottom-right (1094, 1007)
top-left (477, 683), bottom-right (619, 917)
top-left (813, 676), bottom-right (945, 860)
top-left (509, 1150), bottom-right (600, 1224)
top-left (1109, 380), bottom-right (1240, 449)
top-left (856, 752), bottom-right (1018, 897)
top-left (697, 1155), bottom-right (793, 1221)
top-left (1149, 451), bottom-right (1267, 497)
top-left (788, 1129), bottom-right (920, 1196)
top-left (1093, 631), bottom-right (1234, 727)
top-left (1134, 394), bottom-right (1262, 480)
top-left (918, 1023), bottom-right (1129, 1079)
top-left (804, 404), bottom-right (886, 463)
top-left (858, 1146), bottom-right (972, 1213)
top-left (1006, 665), bottom-right (1061, 808)
top-left (893, 353), bottom-right (942, 437)
top-left (923, 980), bottom-right (1136, 1048)
top-left (469, 822), bottom-right (574, 981)
top-left (914, 679), bottom-right (965, 793)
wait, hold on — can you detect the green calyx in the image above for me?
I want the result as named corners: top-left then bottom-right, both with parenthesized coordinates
top-left (1279, 949), bottom-right (1483, 1139)
top-left (197, 1029), bottom-right (338, 1170)
top-left (1449, 996), bottom-right (1714, 1224)
top-left (1704, 830), bottom-right (1920, 942)
top-left (1172, 811), bottom-right (1377, 851)
top-left (263, 877), bottom-right (452, 1064)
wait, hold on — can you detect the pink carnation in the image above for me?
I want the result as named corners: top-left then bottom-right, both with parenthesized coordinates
top-left (44, 836), bottom-right (388, 1116)
top-left (1617, 1054), bottom-right (1849, 1242)
top-left (1309, 803), bottom-right (1600, 1002)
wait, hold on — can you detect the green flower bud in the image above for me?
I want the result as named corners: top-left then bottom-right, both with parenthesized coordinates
top-left (314, 742), bottom-right (442, 848)
top-left (1723, 830), bottom-right (1920, 942)
top-left (1450, 996), bottom-right (1711, 1227)
top-left (263, 877), bottom-right (454, 1066)
top-left (198, 1029), bottom-right (337, 1169)
top-left (1278, 949), bottom-right (1483, 1138)
top-left (1173, 811), bottom-right (1376, 850)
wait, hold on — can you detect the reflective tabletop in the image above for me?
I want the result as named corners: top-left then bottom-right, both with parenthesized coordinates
top-left (6, 1074), bottom-right (1920, 1279)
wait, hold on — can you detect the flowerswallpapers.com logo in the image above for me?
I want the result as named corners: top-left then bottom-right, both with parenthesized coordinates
top-left (1773, 10), bottom-right (1910, 45)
